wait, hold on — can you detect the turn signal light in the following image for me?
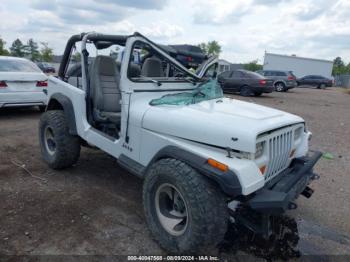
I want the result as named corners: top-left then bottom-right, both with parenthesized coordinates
top-left (37, 81), bottom-right (48, 87)
top-left (259, 165), bottom-right (266, 175)
top-left (207, 158), bottom-right (228, 172)
top-left (0, 81), bottom-right (7, 88)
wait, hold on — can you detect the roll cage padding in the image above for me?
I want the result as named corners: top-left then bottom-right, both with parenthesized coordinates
top-left (47, 93), bottom-right (77, 135)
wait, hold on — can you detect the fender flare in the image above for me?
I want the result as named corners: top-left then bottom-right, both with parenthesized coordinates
top-left (146, 146), bottom-right (242, 197)
top-left (47, 93), bottom-right (77, 135)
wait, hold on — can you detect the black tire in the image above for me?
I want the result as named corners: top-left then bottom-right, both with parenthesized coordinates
top-left (275, 82), bottom-right (286, 92)
top-left (254, 91), bottom-right (263, 96)
top-left (240, 85), bottom-right (252, 96)
top-left (38, 105), bottom-right (46, 112)
top-left (318, 83), bottom-right (326, 89)
top-left (39, 110), bottom-right (80, 169)
top-left (143, 158), bottom-right (228, 254)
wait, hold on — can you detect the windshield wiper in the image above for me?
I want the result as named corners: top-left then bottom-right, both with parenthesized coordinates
top-left (139, 75), bottom-right (162, 86)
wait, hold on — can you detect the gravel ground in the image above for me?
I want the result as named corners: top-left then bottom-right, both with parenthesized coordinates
top-left (0, 87), bottom-right (349, 259)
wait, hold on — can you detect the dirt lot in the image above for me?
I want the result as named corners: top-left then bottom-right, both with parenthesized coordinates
top-left (0, 87), bottom-right (350, 258)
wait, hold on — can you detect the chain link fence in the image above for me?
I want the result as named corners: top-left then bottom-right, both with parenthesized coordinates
top-left (334, 75), bottom-right (350, 88)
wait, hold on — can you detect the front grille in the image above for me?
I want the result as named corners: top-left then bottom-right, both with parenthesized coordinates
top-left (265, 128), bottom-right (293, 180)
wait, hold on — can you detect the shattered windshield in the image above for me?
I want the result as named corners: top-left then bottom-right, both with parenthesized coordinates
top-left (150, 79), bottom-right (223, 106)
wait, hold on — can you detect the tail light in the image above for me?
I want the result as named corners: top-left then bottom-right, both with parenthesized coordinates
top-left (36, 81), bottom-right (48, 87)
top-left (259, 79), bottom-right (267, 85)
top-left (186, 56), bottom-right (193, 62)
top-left (288, 76), bottom-right (295, 80)
top-left (0, 81), bottom-right (7, 88)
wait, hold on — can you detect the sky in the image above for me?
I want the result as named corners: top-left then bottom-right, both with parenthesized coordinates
top-left (0, 0), bottom-right (349, 63)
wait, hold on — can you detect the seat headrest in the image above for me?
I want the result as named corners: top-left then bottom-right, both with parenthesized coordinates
top-left (94, 56), bottom-right (118, 76)
top-left (141, 57), bottom-right (164, 77)
top-left (128, 63), bottom-right (141, 78)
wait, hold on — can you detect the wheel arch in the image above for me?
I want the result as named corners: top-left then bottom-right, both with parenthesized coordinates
top-left (47, 93), bottom-right (77, 135)
top-left (274, 80), bottom-right (286, 86)
top-left (146, 146), bottom-right (242, 197)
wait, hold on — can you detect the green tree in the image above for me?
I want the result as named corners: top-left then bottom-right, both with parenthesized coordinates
top-left (26, 39), bottom-right (40, 61)
top-left (71, 52), bottom-right (81, 62)
top-left (40, 42), bottom-right (53, 62)
top-left (332, 57), bottom-right (350, 76)
top-left (243, 60), bottom-right (263, 71)
top-left (198, 41), bottom-right (222, 56)
top-left (0, 37), bottom-right (10, 56)
top-left (10, 39), bottom-right (26, 57)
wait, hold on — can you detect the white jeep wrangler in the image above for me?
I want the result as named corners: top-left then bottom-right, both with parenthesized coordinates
top-left (39, 32), bottom-right (321, 253)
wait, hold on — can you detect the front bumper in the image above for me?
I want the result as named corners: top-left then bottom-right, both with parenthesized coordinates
top-left (248, 151), bottom-right (322, 214)
top-left (0, 92), bottom-right (47, 108)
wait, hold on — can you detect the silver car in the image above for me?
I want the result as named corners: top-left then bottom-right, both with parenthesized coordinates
top-left (0, 56), bottom-right (48, 110)
top-left (256, 70), bottom-right (297, 92)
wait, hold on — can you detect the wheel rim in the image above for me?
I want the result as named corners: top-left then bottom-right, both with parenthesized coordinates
top-left (155, 183), bottom-right (188, 236)
top-left (44, 126), bottom-right (56, 155)
top-left (276, 83), bottom-right (284, 91)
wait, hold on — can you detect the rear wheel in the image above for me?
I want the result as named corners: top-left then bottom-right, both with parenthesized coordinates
top-left (275, 82), bottom-right (286, 92)
top-left (143, 158), bottom-right (228, 253)
top-left (240, 86), bottom-right (252, 96)
top-left (318, 83), bottom-right (326, 89)
top-left (39, 110), bottom-right (80, 169)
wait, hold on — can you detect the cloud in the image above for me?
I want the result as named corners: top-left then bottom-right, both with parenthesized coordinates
top-left (98, 0), bottom-right (168, 10)
top-left (192, 0), bottom-right (253, 25)
top-left (31, 0), bottom-right (128, 25)
top-left (1, 0), bottom-right (349, 63)
top-left (254, 0), bottom-right (288, 5)
top-left (140, 22), bottom-right (184, 40)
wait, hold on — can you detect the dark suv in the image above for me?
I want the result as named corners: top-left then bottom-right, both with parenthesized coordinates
top-left (256, 70), bottom-right (297, 92)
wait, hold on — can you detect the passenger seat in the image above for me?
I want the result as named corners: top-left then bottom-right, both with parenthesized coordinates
top-left (90, 56), bottom-right (121, 124)
top-left (141, 57), bottom-right (164, 77)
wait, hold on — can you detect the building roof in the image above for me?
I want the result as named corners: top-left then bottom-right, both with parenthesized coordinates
top-left (265, 52), bottom-right (333, 64)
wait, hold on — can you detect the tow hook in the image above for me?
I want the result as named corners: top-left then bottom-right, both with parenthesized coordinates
top-left (288, 202), bottom-right (298, 210)
top-left (301, 186), bottom-right (314, 198)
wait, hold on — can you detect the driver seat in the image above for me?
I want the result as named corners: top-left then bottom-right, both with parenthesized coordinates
top-left (90, 56), bottom-right (121, 124)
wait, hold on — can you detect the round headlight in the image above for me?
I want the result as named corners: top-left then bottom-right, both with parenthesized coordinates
top-left (294, 127), bottom-right (303, 141)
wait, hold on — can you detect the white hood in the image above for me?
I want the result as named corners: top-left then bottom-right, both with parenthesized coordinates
top-left (142, 97), bottom-right (304, 152)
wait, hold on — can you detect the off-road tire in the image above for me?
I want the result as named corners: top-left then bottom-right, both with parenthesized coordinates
top-left (240, 85), bottom-right (252, 96)
top-left (143, 158), bottom-right (228, 254)
top-left (275, 82), bottom-right (286, 92)
top-left (39, 110), bottom-right (80, 169)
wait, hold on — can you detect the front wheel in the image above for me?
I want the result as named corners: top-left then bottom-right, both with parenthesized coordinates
top-left (39, 110), bottom-right (80, 169)
top-left (143, 159), bottom-right (228, 253)
top-left (275, 82), bottom-right (286, 92)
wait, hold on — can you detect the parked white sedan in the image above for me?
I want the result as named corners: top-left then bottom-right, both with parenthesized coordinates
top-left (0, 56), bottom-right (48, 111)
